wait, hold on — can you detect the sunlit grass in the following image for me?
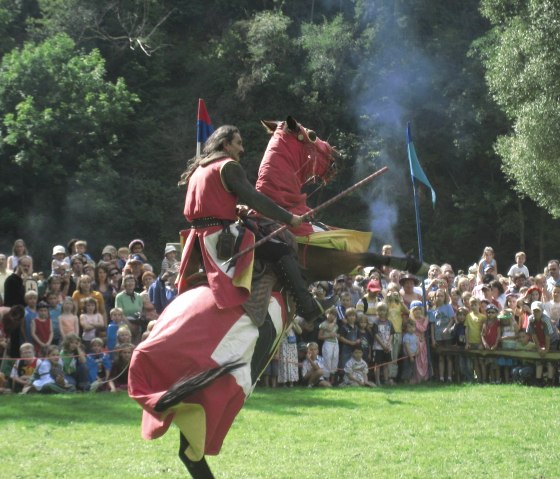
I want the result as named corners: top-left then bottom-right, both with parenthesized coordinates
top-left (1, 384), bottom-right (559, 478)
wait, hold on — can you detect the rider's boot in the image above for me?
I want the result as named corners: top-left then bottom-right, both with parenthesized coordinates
top-left (275, 255), bottom-right (336, 321)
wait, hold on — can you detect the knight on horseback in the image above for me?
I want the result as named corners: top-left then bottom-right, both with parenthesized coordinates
top-left (177, 124), bottom-right (335, 323)
top-left (129, 118), bottom-right (430, 479)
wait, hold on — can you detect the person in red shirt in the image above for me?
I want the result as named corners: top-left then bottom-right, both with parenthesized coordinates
top-left (178, 125), bottom-right (334, 321)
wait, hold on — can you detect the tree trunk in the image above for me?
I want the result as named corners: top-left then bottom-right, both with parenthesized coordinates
top-left (517, 198), bottom-right (525, 250)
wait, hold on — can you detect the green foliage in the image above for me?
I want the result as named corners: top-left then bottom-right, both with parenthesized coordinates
top-left (1, 0), bottom-right (560, 272)
top-left (0, 34), bottom-right (138, 171)
top-left (300, 15), bottom-right (355, 92)
top-left (0, 33), bottom-right (138, 262)
top-left (237, 11), bottom-right (293, 99)
top-left (479, 0), bottom-right (560, 218)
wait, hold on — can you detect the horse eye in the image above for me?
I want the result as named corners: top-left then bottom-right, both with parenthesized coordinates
top-left (307, 130), bottom-right (317, 142)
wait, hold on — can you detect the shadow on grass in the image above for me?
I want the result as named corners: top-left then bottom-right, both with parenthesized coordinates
top-left (246, 382), bottom-right (483, 415)
top-left (0, 392), bottom-right (141, 425)
top-left (0, 383), bottom-right (496, 424)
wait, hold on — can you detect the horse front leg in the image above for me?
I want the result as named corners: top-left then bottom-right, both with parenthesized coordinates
top-left (179, 433), bottom-right (216, 479)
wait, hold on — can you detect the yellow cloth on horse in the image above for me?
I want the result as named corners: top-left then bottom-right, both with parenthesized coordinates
top-left (172, 403), bottom-right (207, 461)
top-left (296, 229), bottom-right (372, 253)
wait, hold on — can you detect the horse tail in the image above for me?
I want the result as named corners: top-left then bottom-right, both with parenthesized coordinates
top-left (154, 361), bottom-right (245, 413)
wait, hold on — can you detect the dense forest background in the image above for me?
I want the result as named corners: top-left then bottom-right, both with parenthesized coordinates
top-left (1, 0), bottom-right (559, 275)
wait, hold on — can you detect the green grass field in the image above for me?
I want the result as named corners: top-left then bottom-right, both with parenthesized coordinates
top-left (1, 384), bottom-right (559, 479)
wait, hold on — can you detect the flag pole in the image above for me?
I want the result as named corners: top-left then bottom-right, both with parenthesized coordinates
top-left (410, 159), bottom-right (428, 303)
top-left (407, 122), bottom-right (428, 308)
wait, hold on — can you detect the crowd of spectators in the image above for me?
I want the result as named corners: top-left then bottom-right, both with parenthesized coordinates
top-left (271, 246), bottom-right (560, 389)
top-left (1, 239), bottom-right (558, 394)
top-left (0, 238), bottom-right (179, 394)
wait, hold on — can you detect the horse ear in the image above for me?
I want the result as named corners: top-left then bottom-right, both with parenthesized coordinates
top-left (261, 120), bottom-right (279, 134)
top-left (286, 116), bottom-right (298, 132)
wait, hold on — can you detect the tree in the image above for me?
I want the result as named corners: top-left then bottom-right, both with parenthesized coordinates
top-left (0, 33), bottom-right (138, 259)
top-left (478, 0), bottom-right (560, 217)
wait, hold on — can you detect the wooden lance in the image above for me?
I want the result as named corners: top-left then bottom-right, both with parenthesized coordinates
top-left (221, 165), bottom-right (389, 266)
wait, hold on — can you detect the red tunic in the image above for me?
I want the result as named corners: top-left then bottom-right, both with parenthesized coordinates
top-left (179, 157), bottom-right (255, 309)
top-left (532, 320), bottom-right (547, 348)
top-left (33, 317), bottom-right (51, 354)
top-left (483, 319), bottom-right (499, 348)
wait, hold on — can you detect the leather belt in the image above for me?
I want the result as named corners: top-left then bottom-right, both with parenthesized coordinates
top-left (190, 217), bottom-right (232, 229)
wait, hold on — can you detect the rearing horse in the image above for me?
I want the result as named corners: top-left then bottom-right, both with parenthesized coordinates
top-left (129, 117), bottom-right (428, 479)
top-left (256, 116), bottom-right (428, 280)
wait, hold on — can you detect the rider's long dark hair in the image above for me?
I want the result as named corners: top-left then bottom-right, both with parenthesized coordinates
top-left (178, 125), bottom-right (240, 186)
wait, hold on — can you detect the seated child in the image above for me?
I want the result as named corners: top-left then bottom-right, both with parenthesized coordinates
top-left (511, 331), bottom-right (537, 385)
top-left (87, 338), bottom-right (114, 392)
top-left (60, 333), bottom-right (90, 391)
top-left (108, 342), bottom-right (134, 391)
top-left (301, 342), bottom-right (331, 388)
top-left (30, 345), bottom-right (75, 394)
top-left (343, 347), bottom-right (376, 387)
top-left (10, 343), bottom-right (37, 393)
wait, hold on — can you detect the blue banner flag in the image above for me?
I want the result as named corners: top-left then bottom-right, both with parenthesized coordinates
top-left (406, 122), bottom-right (436, 207)
top-left (196, 98), bottom-right (214, 156)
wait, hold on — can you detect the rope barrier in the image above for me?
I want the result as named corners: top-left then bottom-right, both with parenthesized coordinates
top-left (7, 345), bottom-right (132, 362)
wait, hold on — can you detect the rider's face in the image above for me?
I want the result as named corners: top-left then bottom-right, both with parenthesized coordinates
top-left (224, 133), bottom-right (244, 161)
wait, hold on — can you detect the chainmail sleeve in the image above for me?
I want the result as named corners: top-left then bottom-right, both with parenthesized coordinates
top-left (221, 160), bottom-right (293, 225)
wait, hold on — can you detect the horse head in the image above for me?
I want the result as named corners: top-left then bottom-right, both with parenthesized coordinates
top-left (261, 116), bottom-right (342, 184)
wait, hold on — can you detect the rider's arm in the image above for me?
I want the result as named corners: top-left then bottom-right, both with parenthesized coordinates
top-left (221, 160), bottom-right (295, 225)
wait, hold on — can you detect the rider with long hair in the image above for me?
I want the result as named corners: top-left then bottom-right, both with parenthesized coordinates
top-left (179, 125), bottom-right (333, 321)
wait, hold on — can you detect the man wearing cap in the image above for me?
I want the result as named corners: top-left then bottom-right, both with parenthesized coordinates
top-left (527, 301), bottom-right (555, 386)
top-left (356, 278), bottom-right (382, 325)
